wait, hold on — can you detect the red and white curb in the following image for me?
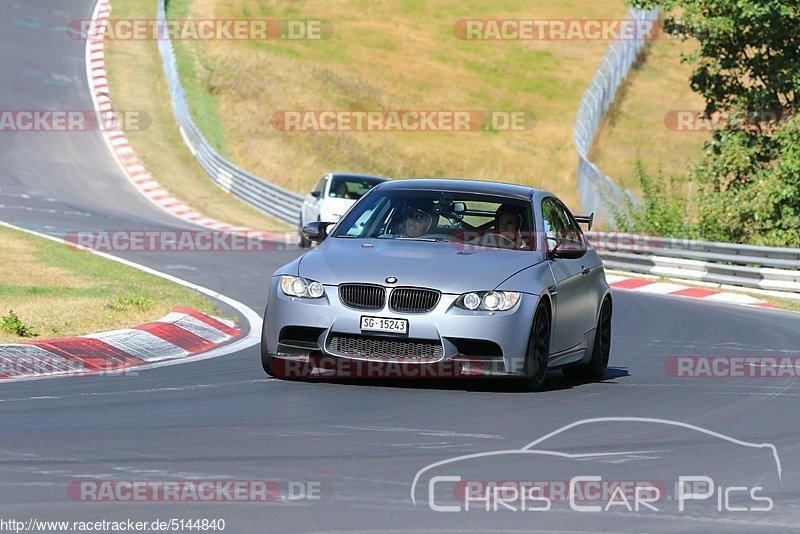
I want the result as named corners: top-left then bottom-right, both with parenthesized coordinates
top-left (0, 307), bottom-right (241, 380)
top-left (605, 272), bottom-right (779, 309)
top-left (86, 0), bottom-right (259, 235)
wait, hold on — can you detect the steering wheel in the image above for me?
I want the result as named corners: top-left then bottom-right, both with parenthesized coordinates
top-left (482, 232), bottom-right (517, 248)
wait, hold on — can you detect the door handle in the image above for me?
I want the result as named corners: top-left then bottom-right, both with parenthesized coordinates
top-left (581, 266), bottom-right (590, 276)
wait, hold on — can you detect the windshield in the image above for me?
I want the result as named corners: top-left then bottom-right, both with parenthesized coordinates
top-left (333, 190), bottom-right (535, 251)
top-left (328, 176), bottom-right (384, 200)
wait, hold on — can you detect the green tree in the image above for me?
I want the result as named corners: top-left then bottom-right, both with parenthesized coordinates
top-left (695, 116), bottom-right (800, 246)
top-left (625, 0), bottom-right (800, 245)
top-left (634, 0), bottom-right (798, 114)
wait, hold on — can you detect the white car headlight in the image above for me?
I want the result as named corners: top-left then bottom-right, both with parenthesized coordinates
top-left (280, 276), bottom-right (326, 299)
top-left (455, 291), bottom-right (520, 311)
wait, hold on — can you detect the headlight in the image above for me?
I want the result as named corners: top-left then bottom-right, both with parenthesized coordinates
top-left (454, 291), bottom-right (520, 311)
top-left (280, 276), bottom-right (326, 299)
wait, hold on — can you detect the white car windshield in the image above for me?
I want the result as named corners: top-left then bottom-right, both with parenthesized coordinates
top-left (328, 177), bottom-right (383, 200)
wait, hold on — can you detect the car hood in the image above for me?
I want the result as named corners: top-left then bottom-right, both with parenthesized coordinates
top-left (298, 238), bottom-right (545, 293)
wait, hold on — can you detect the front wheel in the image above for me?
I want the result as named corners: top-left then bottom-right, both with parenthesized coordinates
top-left (563, 297), bottom-right (612, 380)
top-left (297, 216), bottom-right (311, 248)
top-left (522, 302), bottom-right (551, 391)
top-left (260, 306), bottom-right (275, 376)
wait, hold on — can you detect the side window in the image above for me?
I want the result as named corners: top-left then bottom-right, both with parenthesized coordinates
top-left (541, 198), bottom-right (569, 239)
top-left (556, 200), bottom-right (585, 244)
top-left (311, 176), bottom-right (327, 196)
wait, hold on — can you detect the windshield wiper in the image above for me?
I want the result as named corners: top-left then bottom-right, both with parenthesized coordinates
top-left (394, 237), bottom-right (440, 242)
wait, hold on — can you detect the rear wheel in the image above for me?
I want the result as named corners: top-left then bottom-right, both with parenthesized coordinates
top-left (522, 302), bottom-right (550, 391)
top-left (563, 297), bottom-right (612, 380)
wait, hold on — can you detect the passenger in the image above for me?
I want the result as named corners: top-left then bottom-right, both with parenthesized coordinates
top-left (493, 205), bottom-right (527, 249)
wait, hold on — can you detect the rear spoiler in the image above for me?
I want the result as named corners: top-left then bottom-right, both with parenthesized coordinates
top-left (574, 213), bottom-right (594, 231)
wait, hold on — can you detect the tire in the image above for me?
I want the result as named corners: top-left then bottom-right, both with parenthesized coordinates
top-left (260, 305), bottom-right (312, 380)
top-left (260, 306), bottom-right (275, 377)
top-left (297, 216), bottom-right (310, 248)
top-left (563, 297), bottom-right (612, 380)
top-left (522, 302), bottom-right (551, 391)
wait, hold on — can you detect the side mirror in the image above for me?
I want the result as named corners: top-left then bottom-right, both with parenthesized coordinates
top-left (302, 221), bottom-right (334, 242)
top-left (547, 236), bottom-right (586, 259)
top-left (311, 190), bottom-right (322, 199)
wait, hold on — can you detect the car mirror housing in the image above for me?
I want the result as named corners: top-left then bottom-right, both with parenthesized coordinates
top-left (302, 221), bottom-right (334, 242)
top-left (311, 190), bottom-right (322, 198)
top-left (548, 237), bottom-right (586, 260)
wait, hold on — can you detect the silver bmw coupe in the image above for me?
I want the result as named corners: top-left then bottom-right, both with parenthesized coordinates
top-left (261, 179), bottom-right (611, 390)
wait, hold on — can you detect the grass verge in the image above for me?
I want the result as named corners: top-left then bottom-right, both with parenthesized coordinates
top-left (0, 224), bottom-right (219, 343)
top-left (103, 0), bottom-right (291, 231)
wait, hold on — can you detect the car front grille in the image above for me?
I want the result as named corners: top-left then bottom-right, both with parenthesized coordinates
top-left (339, 284), bottom-right (385, 310)
top-left (388, 288), bottom-right (441, 313)
top-left (328, 334), bottom-right (444, 361)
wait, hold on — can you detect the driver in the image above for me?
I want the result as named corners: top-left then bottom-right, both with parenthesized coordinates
top-left (402, 203), bottom-right (434, 238)
top-left (332, 182), bottom-right (349, 198)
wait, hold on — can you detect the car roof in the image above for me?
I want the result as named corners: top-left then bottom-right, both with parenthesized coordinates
top-left (330, 173), bottom-right (390, 182)
top-left (376, 178), bottom-right (538, 201)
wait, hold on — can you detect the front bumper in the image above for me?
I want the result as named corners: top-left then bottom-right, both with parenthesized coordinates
top-left (264, 277), bottom-right (539, 377)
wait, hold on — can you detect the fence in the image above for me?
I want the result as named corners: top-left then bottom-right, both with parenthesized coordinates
top-left (573, 8), bottom-right (659, 221)
top-left (156, 0), bottom-right (304, 224)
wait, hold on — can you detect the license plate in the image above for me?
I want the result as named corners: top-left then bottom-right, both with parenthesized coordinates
top-left (360, 316), bottom-right (408, 334)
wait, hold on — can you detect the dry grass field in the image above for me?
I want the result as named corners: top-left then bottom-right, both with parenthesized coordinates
top-left (590, 35), bottom-right (708, 196)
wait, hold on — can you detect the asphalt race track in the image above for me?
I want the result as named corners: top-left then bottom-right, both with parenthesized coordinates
top-left (1, 1), bottom-right (799, 532)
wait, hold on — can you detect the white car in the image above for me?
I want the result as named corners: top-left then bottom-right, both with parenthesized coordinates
top-left (298, 173), bottom-right (389, 247)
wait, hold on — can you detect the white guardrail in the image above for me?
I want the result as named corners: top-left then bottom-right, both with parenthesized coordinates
top-left (156, 0), bottom-right (304, 224)
top-left (155, 1), bottom-right (799, 295)
top-left (587, 232), bottom-right (800, 294)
